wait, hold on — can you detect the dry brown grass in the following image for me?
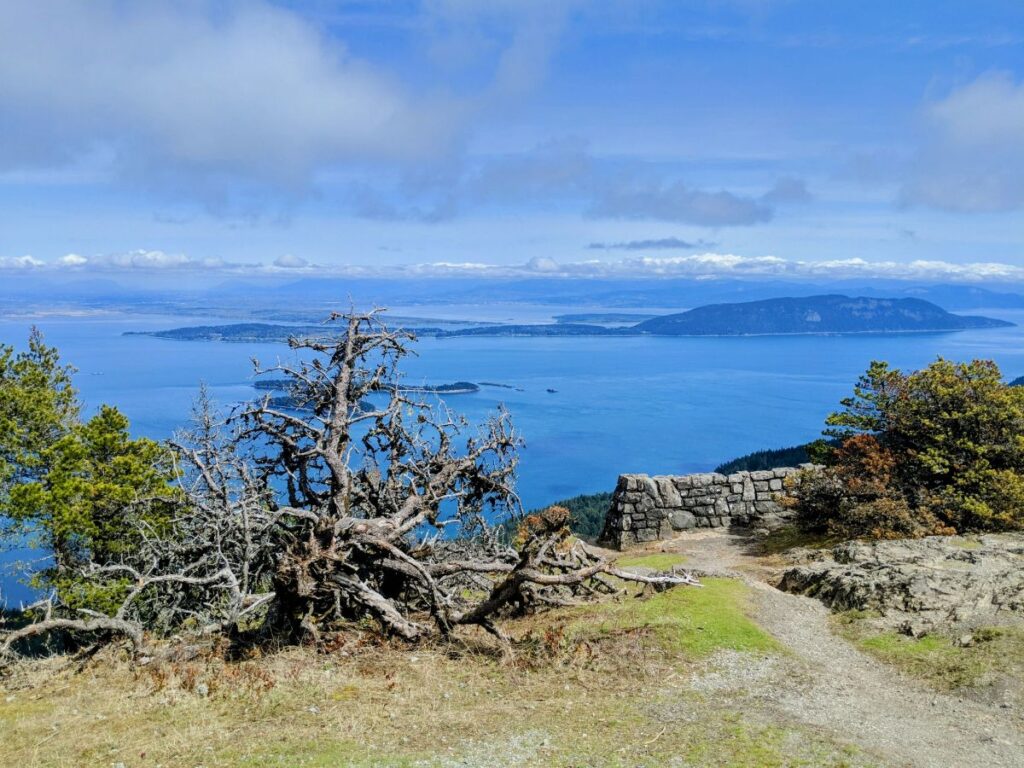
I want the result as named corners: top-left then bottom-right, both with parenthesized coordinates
top-left (1, 587), bottom-right (871, 767)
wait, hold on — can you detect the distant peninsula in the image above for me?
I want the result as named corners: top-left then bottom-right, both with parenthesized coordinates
top-left (128, 295), bottom-right (1013, 342)
top-left (126, 323), bottom-right (444, 343)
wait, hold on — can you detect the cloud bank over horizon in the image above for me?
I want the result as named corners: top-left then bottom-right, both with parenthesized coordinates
top-left (7, 249), bottom-right (1024, 286)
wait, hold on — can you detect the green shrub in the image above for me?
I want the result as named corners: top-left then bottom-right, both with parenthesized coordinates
top-left (789, 358), bottom-right (1024, 538)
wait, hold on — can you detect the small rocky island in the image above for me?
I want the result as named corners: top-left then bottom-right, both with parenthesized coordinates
top-left (254, 378), bottom-right (480, 395)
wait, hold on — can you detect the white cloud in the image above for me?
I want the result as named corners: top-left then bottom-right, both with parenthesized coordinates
top-left (0, 3), bottom-right (460, 203)
top-left (410, 261), bottom-right (499, 275)
top-left (903, 71), bottom-right (1024, 212)
top-left (0, 255), bottom-right (44, 270)
top-left (0, 1), bottom-right (583, 215)
top-left (930, 73), bottom-right (1024, 146)
top-left (99, 251), bottom-right (212, 270)
top-left (523, 256), bottom-right (562, 273)
top-left (391, 253), bottom-right (1024, 283)
top-left (46, 249), bottom-right (228, 272)
top-left (272, 254), bottom-right (311, 270)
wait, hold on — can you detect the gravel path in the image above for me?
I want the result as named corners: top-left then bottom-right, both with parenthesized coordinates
top-left (662, 530), bottom-right (1024, 768)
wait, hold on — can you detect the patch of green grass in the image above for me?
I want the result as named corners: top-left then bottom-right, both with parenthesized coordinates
top-left (615, 552), bottom-right (688, 570)
top-left (857, 633), bottom-right (986, 689)
top-left (682, 712), bottom-right (863, 768)
top-left (836, 614), bottom-right (1024, 695)
top-left (571, 577), bottom-right (781, 658)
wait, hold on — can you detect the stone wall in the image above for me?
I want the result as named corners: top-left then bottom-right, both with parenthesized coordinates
top-left (598, 466), bottom-right (814, 550)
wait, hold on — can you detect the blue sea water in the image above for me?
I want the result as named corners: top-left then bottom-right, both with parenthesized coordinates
top-left (4, 309), bottom-right (1024, 603)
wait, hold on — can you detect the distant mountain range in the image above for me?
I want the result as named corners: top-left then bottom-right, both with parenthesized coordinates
top-left (130, 295), bottom-right (1013, 342)
top-left (12, 275), bottom-right (1024, 320)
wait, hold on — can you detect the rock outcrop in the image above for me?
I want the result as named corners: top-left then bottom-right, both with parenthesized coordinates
top-left (779, 534), bottom-right (1024, 635)
top-left (598, 467), bottom-right (813, 550)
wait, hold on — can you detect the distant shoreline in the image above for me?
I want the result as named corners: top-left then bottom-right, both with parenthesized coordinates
top-left (123, 295), bottom-right (1014, 342)
top-left (126, 325), bottom-right (1010, 342)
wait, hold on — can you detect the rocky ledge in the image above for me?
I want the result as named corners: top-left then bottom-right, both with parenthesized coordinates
top-left (778, 534), bottom-right (1024, 636)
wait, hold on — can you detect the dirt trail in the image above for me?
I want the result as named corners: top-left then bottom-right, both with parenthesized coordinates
top-left (658, 529), bottom-right (1024, 768)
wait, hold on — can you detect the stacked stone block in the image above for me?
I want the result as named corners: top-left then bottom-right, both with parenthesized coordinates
top-left (598, 466), bottom-right (814, 550)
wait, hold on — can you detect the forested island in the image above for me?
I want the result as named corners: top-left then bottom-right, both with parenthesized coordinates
top-left (131, 295), bottom-right (1013, 342)
top-left (634, 295), bottom-right (1013, 335)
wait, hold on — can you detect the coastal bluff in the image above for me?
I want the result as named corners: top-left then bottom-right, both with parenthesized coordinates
top-left (598, 466), bottom-right (815, 550)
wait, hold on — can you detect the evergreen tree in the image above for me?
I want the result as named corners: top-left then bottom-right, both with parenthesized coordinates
top-left (1, 331), bottom-right (179, 608)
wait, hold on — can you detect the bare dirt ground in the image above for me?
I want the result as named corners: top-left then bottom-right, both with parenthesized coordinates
top-left (649, 529), bottom-right (1024, 768)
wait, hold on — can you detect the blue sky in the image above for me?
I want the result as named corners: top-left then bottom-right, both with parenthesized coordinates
top-left (0, 1), bottom-right (1022, 283)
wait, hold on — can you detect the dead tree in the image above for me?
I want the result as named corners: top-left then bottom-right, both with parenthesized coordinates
top-left (1, 311), bottom-right (698, 663)
top-left (236, 311), bottom-right (522, 641)
top-left (237, 310), bottom-right (698, 644)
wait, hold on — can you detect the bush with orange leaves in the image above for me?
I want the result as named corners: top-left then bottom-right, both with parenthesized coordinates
top-left (785, 434), bottom-right (955, 539)
top-left (787, 358), bottom-right (1024, 539)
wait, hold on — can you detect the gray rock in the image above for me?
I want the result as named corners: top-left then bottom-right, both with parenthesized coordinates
top-left (669, 510), bottom-right (696, 530)
top-left (656, 477), bottom-right (682, 507)
top-left (742, 477), bottom-right (756, 502)
top-left (779, 534), bottom-right (1024, 634)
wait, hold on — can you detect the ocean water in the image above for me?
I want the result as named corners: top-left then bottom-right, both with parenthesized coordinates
top-left (4, 309), bottom-right (1024, 603)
